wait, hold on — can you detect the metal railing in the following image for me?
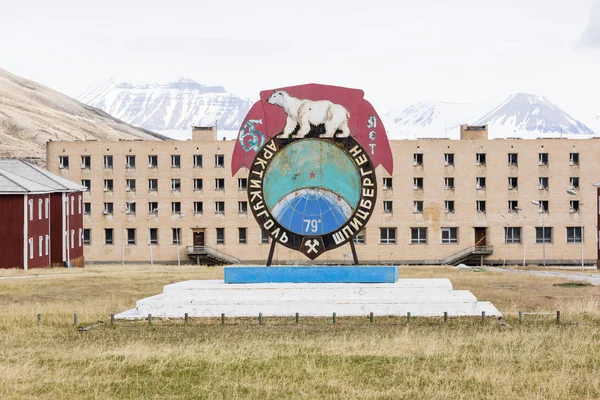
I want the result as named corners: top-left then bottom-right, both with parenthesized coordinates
top-left (186, 245), bottom-right (240, 265)
top-left (441, 246), bottom-right (493, 265)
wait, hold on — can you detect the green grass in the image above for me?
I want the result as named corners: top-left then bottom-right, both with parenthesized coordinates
top-left (0, 265), bottom-right (599, 399)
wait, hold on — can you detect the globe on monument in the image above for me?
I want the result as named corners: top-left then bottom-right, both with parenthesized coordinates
top-left (263, 139), bottom-right (361, 236)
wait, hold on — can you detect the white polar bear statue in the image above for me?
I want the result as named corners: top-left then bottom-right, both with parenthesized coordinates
top-left (267, 90), bottom-right (350, 138)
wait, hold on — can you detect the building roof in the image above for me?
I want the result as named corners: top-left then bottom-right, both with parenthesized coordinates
top-left (0, 159), bottom-right (85, 195)
top-left (0, 169), bottom-right (54, 194)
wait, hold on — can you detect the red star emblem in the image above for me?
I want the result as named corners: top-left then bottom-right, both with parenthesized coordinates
top-left (309, 171), bottom-right (316, 179)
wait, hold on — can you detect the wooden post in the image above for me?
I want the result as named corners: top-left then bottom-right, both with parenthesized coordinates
top-left (184, 313), bottom-right (188, 325)
top-left (221, 313), bottom-right (225, 325)
top-left (369, 312), bottom-right (374, 323)
top-left (74, 313), bottom-right (78, 326)
top-left (111, 314), bottom-right (115, 326)
top-left (37, 314), bottom-right (41, 325)
top-left (518, 311), bottom-right (523, 324)
top-left (295, 313), bottom-right (299, 324)
top-left (259, 313), bottom-right (263, 325)
top-left (148, 314), bottom-right (152, 325)
top-left (481, 311), bottom-right (486, 322)
top-left (556, 310), bottom-right (561, 324)
top-left (332, 312), bottom-right (337, 324)
top-left (407, 312), bottom-right (411, 324)
top-left (444, 312), bottom-right (448, 323)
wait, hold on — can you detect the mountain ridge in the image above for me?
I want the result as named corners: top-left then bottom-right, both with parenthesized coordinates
top-left (77, 77), bottom-right (253, 132)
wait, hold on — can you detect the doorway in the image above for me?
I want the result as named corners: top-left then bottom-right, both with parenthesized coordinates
top-left (193, 231), bottom-right (205, 246)
top-left (474, 228), bottom-right (487, 246)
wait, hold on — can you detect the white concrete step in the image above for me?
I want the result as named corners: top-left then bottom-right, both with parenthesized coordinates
top-left (116, 278), bottom-right (502, 319)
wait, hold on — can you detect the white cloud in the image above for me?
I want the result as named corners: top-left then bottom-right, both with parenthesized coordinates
top-left (580, 0), bottom-right (600, 47)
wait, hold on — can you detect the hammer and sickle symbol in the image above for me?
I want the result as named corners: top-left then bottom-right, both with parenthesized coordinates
top-left (305, 239), bottom-right (320, 254)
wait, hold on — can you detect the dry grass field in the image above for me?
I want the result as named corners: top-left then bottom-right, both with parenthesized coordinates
top-left (0, 265), bottom-right (599, 399)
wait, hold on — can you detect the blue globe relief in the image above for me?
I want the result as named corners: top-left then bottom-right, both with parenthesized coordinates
top-left (270, 188), bottom-right (354, 235)
top-left (263, 139), bottom-right (362, 237)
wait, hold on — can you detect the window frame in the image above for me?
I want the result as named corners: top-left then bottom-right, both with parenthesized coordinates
top-left (476, 200), bottom-right (486, 214)
top-left (566, 227), bottom-right (583, 244)
top-left (383, 200), bottom-right (393, 214)
top-left (148, 155), bottom-right (158, 168)
top-left (193, 155), bottom-right (203, 168)
top-left (59, 156), bottom-right (69, 169)
top-left (149, 228), bottom-right (159, 245)
top-left (379, 227), bottom-right (397, 244)
top-left (216, 228), bottom-right (225, 244)
top-left (103, 155), bottom-right (113, 169)
top-left (125, 155), bottom-right (136, 169)
top-left (441, 227), bottom-right (458, 244)
top-left (81, 155), bottom-right (91, 169)
top-left (171, 155), bottom-right (181, 168)
top-left (444, 153), bottom-right (455, 166)
top-left (172, 228), bottom-right (181, 245)
top-left (410, 227), bottom-right (427, 244)
top-left (105, 228), bottom-right (114, 245)
top-left (127, 228), bottom-right (136, 245)
top-left (171, 202), bottom-right (181, 215)
top-left (194, 201), bottom-right (204, 215)
top-left (475, 153), bottom-right (486, 166)
top-left (535, 227), bottom-right (552, 244)
top-left (505, 227), bottom-right (521, 244)
top-left (238, 227), bottom-right (247, 244)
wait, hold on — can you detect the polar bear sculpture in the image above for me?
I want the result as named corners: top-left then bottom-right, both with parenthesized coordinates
top-left (267, 90), bottom-right (350, 138)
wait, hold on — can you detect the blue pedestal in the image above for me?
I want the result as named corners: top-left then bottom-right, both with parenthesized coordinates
top-left (224, 266), bottom-right (398, 284)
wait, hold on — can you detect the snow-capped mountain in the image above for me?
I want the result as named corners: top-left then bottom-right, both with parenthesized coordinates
top-left (384, 101), bottom-right (496, 139)
top-left (384, 93), bottom-right (595, 139)
top-left (586, 114), bottom-right (600, 135)
top-left (77, 77), bottom-right (253, 136)
top-left (473, 93), bottom-right (594, 138)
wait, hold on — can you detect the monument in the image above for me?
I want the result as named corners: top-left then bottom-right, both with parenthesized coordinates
top-left (116, 84), bottom-right (500, 319)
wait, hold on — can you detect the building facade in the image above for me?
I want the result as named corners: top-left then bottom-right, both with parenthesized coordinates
top-left (0, 160), bottom-right (85, 269)
top-left (46, 126), bottom-right (600, 266)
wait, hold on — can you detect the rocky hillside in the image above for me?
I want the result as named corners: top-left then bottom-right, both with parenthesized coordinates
top-left (0, 68), bottom-right (167, 165)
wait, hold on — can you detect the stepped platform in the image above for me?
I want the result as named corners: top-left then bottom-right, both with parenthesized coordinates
top-left (115, 278), bottom-right (501, 319)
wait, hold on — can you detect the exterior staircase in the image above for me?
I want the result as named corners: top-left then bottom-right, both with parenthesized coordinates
top-left (186, 246), bottom-right (240, 265)
top-left (441, 246), bottom-right (493, 266)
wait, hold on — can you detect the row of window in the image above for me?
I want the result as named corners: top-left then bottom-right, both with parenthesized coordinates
top-left (94, 227), bottom-right (267, 246)
top-left (83, 178), bottom-right (249, 193)
top-left (411, 152), bottom-right (579, 167)
top-left (27, 229), bottom-right (83, 259)
top-left (27, 198), bottom-right (50, 221)
top-left (59, 154), bottom-right (224, 169)
top-left (88, 226), bottom-right (584, 246)
top-left (27, 196), bottom-right (83, 220)
top-left (81, 175), bottom-right (581, 194)
top-left (385, 200), bottom-right (582, 214)
top-left (382, 226), bottom-right (583, 245)
top-left (97, 200), bottom-right (246, 215)
top-left (406, 177), bottom-right (579, 191)
top-left (59, 152), bottom-right (581, 171)
top-left (91, 198), bottom-right (584, 217)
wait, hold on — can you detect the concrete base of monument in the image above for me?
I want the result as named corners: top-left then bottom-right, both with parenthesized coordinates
top-left (115, 279), bottom-right (501, 319)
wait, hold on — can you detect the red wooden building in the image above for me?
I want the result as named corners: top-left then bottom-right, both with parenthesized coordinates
top-left (0, 160), bottom-right (85, 269)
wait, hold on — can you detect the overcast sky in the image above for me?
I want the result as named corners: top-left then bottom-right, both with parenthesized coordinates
top-left (1, 0), bottom-right (599, 118)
